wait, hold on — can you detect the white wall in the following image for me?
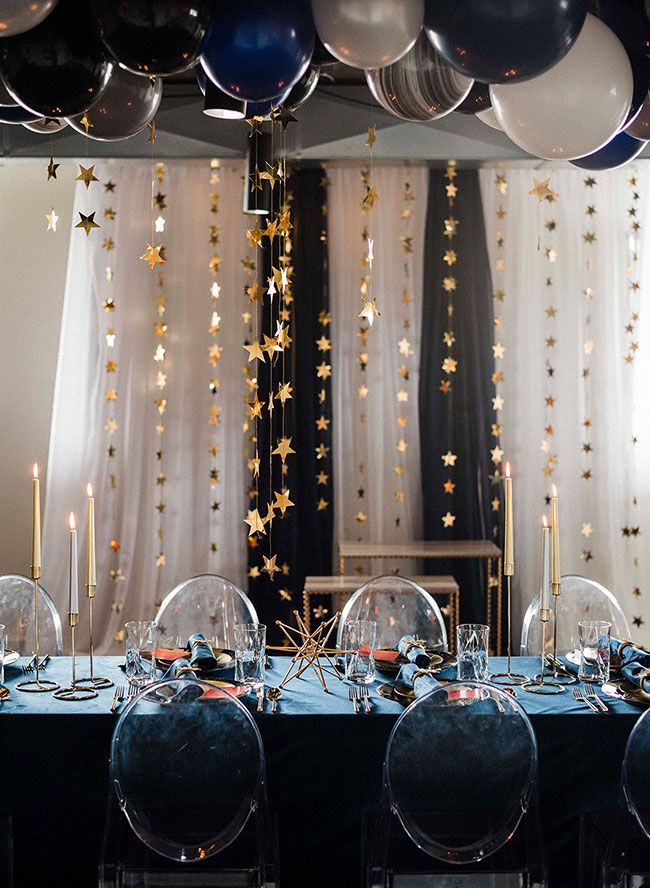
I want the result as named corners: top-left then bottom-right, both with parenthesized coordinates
top-left (0, 159), bottom-right (75, 575)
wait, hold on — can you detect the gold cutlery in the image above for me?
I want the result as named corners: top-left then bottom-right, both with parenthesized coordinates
top-left (256, 687), bottom-right (264, 712)
top-left (111, 685), bottom-right (125, 712)
top-left (358, 686), bottom-right (371, 712)
top-left (584, 685), bottom-right (608, 712)
top-left (348, 687), bottom-right (360, 713)
top-left (573, 687), bottom-right (599, 712)
top-left (266, 687), bottom-right (282, 713)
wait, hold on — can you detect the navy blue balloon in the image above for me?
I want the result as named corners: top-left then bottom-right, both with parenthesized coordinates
top-left (0, 101), bottom-right (41, 123)
top-left (570, 131), bottom-right (647, 171)
top-left (455, 81), bottom-right (491, 115)
top-left (424, 0), bottom-right (588, 84)
top-left (200, 0), bottom-right (315, 102)
top-left (595, 0), bottom-right (650, 123)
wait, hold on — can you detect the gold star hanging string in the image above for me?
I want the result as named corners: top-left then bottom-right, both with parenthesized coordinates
top-left (528, 177), bottom-right (558, 204)
top-left (46, 157), bottom-right (59, 181)
top-left (75, 211), bottom-right (100, 237)
top-left (76, 164), bottom-right (99, 189)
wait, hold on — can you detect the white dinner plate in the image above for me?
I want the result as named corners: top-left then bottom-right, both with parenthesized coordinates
top-left (3, 649), bottom-right (19, 667)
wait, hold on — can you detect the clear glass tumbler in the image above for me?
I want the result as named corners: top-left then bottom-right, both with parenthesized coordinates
top-left (234, 623), bottom-right (266, 689)
top-left (578, 620), bottom-right (611, 683)
top-left (125, 620), bottom-right (158, 687)
top-left (342, 619), bottom-right (377, 684)
top-left (0, 623), bottom-right (5, 687)
top-left (457, 623), bottom-right (490, 681)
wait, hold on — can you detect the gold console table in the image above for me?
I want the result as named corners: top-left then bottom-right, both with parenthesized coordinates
top-left (302, 574), bottom-right (459, 647)
top-left (336, 540), bottom-right (503, 654)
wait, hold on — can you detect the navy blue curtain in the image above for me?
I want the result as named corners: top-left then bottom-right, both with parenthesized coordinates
top-left (419, 169), bottom-right (500, 626)
top-left (246, 167), bottom-right (332, 642)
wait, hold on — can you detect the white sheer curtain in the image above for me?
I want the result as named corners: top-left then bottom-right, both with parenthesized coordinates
top-left (480, 163), bottom-right (650, 642)
top-left (329, 165), bottom-right (428, 575)
top-left (43, 159), bottom-right (250, 652)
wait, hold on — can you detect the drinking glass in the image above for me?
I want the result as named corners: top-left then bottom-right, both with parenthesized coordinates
top-left (234, 623), bottom-right (266, 689)
top-left (0, 624), bottom-right (4, 687)
top-left (578, 620), bottom-right (611, 683)
top-left (125, 620), bottom-right (158, 687)
top-left (457, 623), bottom-right (490, 681)
top-left (342, 619), bottom-right (377, 684)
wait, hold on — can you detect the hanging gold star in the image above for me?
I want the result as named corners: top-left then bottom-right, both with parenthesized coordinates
top-left (244, 508), bottom-right (266, 536)
top-left (442, 451), bottom-right (457, 467)
top-left (276, 382), bottom-right (293, 405)
top-left (359, 298), bottom-right (380, 326)
top-left (243, 339), bottom-right (266, 363)
top-left (263, 218), bottom-right (278, 243)
top-left (316, 470), bottom-right (329, 485)
top-left (262, 554), bottom-right (281, 580)
top-left (148, 121), bottom-right (156, 143)
top-left (271, 104), bottom-right (297, 129)
top-left (45, 207), bottom-right (59, 232)
top-left (581, 522), bottom-right (594, 538)
top-left (442, 356), bottom-right (457, 374)
top-left (140, 243), bottom-right (165, 269)
top-left (315, 415), bottom-right (330, 431)
top-left (317, 498), bottom-right (329, 511)
top-left (246, 279), bottom-right (266, 304)
top-left (495, 174), bottom-right (507, 195)
top-left (246, 219), bottom-right (264, 248)
top-left (259, 161), bottom-right (279, 189)
top-left (366, 125), bottom-right (377, 148)
top-left (362, 184), bottom-right (378, 212)
top-left (355, 511), bottom-right (367, 523)
top-left (528, 177), bottom-right (557, 204)
top-left (274, 488), bottom-right (295, 515)
top-left (76, 164), bottom-right (99, 189)
top-left (79, 112), bottom-right (93, 133)
top-left (46, 157), bottom-right (59, 181)
top-left (75, 212), bottom-right (100, 237)
top-left (315, 443), bottom-right (330, 460)
top-left (491, 445), bottom-right (504, 464)
top-left (248, 566), bottom-right (261, 579)
top-left (273, 437), bottom-right (296, 462)
top-left (316, 361), bottom-right (332, 380)
top-left (442, 512), bottom-right (456, 528)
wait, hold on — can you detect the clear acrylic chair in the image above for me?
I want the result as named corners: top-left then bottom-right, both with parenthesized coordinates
top-left (336, 575), bottom-right (448, 652)
top-left (100, 677), bottom-right (277, 887)
top-left (155, 574), bottom-right (258, 650)
top-left (366, 681), bottom-right (546, 887)
top-left (0, 573), bottom-right (63, 656)
top-left (520, 575), bottom-right (631, 657)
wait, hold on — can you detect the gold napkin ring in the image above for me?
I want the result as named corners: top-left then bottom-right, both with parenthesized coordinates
top-left (176, 666), bottom-right (198, 676)
top-left (404, 640), bottom-right (427, 656)
top-left (638, 667), bottom-right (650, 693)
top-left (413, 668), bottom-right (436, 681)
top-left (190, 640), bottom-right (210, 650)
top-left (617, 640), bottom-right (634, 660)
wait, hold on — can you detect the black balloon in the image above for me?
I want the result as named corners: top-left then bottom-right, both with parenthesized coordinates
top-left (91, 0), bottom-right (213, 77)
top-left (424, 0), bottom-right (588, 84)
top-left (594, 0), bottom-right (650, 123)
top-left (0, 0), bottom-right (110, 117)
top-left (283, 64), bottom-right (320, 111)
top-left (455, 80), bottom-right (491, 114)
top-left (312, 35), bottom-right (338, 67)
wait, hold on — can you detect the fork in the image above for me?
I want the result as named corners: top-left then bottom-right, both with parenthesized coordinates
top-left (21, 664), bottom-right (33, 674)
top-left (348, 687), bottom-right (360, 713)
top-left (584, 684), bottom-right (608, 712)
top-left (573, 687), bottom-right (600, 712)
top-left (111, 685), bottom-right (125, 712)
top-left (493, 693), bottom-right (506, 714)
top-left (357, 686), bottom-right (371, 713)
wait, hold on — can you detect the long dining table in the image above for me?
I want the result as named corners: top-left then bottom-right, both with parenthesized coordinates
top-left (0, 654), bottom-right (643, 888)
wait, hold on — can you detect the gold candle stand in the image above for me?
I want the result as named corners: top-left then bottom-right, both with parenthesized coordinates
top-left (522, 607), bottom-right (564, 695)
top-left (16, 575), bottom-right (59, 693)
top-left (540, 581), bottom-right (576, 685)
top-left (53, 613), bottom-right (97, 701)
top-left (76, 587), bottom-right (113, 690)
top-left (490, 575), bottom-right (528, 685)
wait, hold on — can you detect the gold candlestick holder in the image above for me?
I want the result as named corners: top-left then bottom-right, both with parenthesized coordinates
top-left (76, 587), bottom-right (113, 690)
top-left (541, 582), bottom-right (576, 685)
top-left (490, 575), bottom-right (528, 685)
top-left (16, 575), bottom-right (59, 693)
top-left (53, 613), bottom-right (97, 701)
top-left (523, 607), bottom-right (564, 695)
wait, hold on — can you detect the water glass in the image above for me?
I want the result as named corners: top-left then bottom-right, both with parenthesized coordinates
top-left (0, 624), bottom-right (4, 687)
top-left (578, 620), bottom-right (611, 683)
top-left (125, 620), bottom-right (158, 687)
top-left (342, 619), bottom-right (377, 684)
top-left (457, 623), bottom-right (490, 681)
top-left (234, 623), bottom-right (266, 689)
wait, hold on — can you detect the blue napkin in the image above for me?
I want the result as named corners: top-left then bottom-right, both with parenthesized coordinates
top-left (159, 658), bottom-right (204, 701)
top-left (397, 635), bottom-right (430, 668)
top-left (188, 633), bottom-right (218, 671)
top-left (611, 638), bottom-right (650, 690)
top-left (397, 662), bottom-right (441, 697)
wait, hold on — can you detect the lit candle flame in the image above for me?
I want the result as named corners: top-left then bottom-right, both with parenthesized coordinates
top-left (69, 512), bottom-right (76, 530)
top-left (33, 463), bottom-right (39, 479)
top-left (542, 515), bottom-right (549, 528)
top-left (505, 461), bottom-right (511, 478)
top-left (86, 483), bottom-right (93, 497)
top-left (552, 484), bottom-right (557, 497)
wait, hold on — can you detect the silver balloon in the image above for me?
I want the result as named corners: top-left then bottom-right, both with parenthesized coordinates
top-left (366, 32), bottom-right (472, 121)
top-left (476, 107), bottom-right (502, 131)
top-left (0, 0), bottom-right (58, 37)
top-left (312, 0), bottom-right (424, 70)
top-left (625, 92), bottom-right (650, 140)
top-left (66, 65), bottom-right (162, 141)
top-left (22, 116), bottom-right (67, 133)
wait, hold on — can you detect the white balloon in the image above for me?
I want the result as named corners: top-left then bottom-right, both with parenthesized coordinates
top-left (490, 14), bottom-right (633, 161)
top-left (0, 0), bottom-right (58, 37)
top-left (22, 116), bottom-right (67, 134)
top-left (311, 0), bottom-right (423, 70)
top-left (476, 107), bottom-right (502, 131)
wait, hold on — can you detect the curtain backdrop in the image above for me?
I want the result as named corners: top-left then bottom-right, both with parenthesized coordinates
top-left (419, 169), bottom-right (498, 625)
top-left (480, 164), bottom-right (650, 643)
top-left (44, 159), bottom-right (250, 652)
top-left (329, 165), bottom-right (429, 575)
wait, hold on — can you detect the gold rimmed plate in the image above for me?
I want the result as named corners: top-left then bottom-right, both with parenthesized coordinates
top-left (375, 649), bottom-right (453, 678)
top-left (149, 647), bottom-right (235, 672)
top-left (603, 679), bottom-right (650, 707)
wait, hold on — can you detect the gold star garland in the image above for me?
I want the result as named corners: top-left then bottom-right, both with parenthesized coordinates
top-left (101, 176), bottom-right (125, 626)
top-left (490, 172), bottom-right (507, 541)
top-left (624, 171), bottom-right (643, 628)
top-left (151, 161), bottom-right (168, 582)
top-left (207, 159), bottom-right (222, 561)
top-left (537, 175), bottom-right (559, 488)
top-left (394, 180), bottom-right (415, 528)
top-left (440, 161), bottom-right (459, 531)
top-left (45, 153), bottom-right (60, 233)
top-left (579, 176), bottom-right (595, 563)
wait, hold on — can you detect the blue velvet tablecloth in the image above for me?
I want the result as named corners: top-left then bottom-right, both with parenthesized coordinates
top-left (0, 655), bottom-right (642, 887)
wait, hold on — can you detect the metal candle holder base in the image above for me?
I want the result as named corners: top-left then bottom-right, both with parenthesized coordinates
top-left (523, 617), bottom-right (566, 695)
top-left (16, 577), bottom-right (60, 693)
top-left (489, 575), bottom-right (529, 686)
top-left (16, 677), bottom-right (59, 693)
top-left (53, 684), bottom-right (98, 701)
top-left (76, 676), bottom-right (113, 690)
top-left (75, 593), bottom-right (113, 691)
